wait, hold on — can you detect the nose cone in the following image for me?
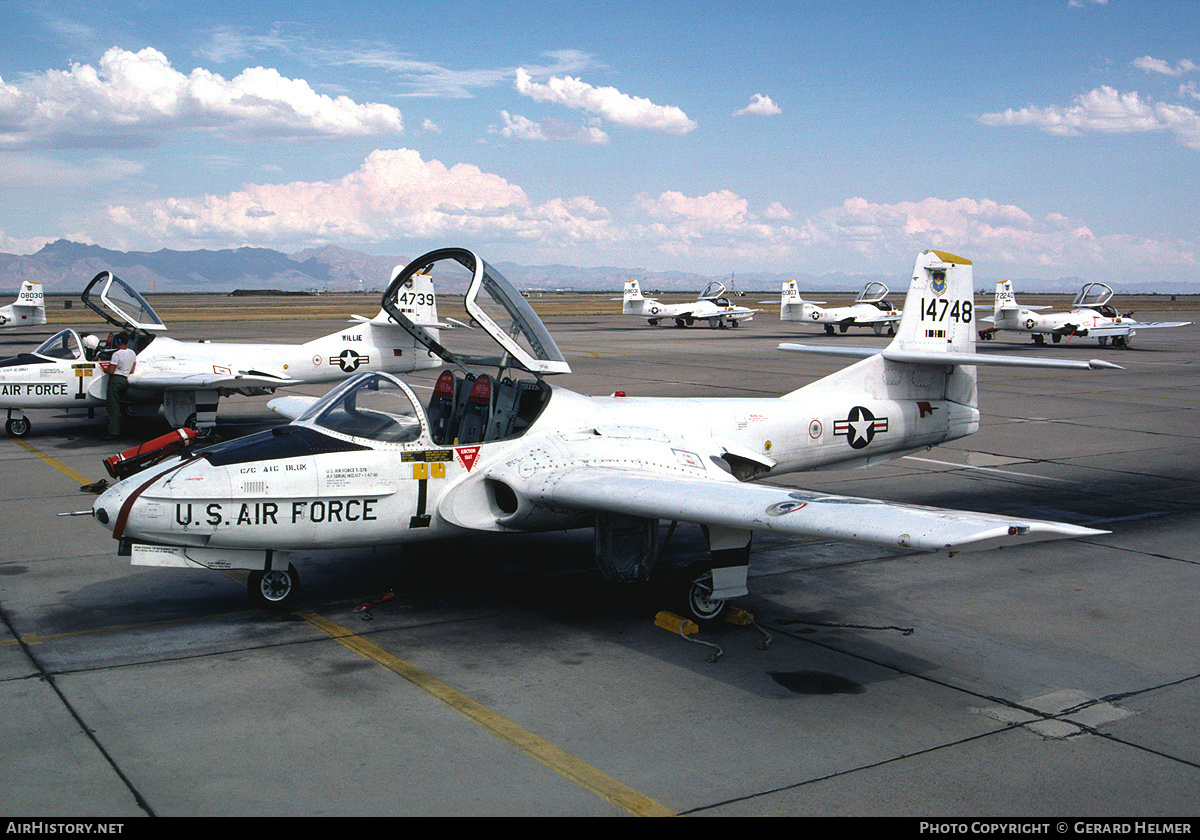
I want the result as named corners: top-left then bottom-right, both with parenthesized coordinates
top-left (92, 481), bottom-right (129, 534)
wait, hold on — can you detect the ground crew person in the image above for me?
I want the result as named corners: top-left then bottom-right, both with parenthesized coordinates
top-left (102, 335), bottom-right (136, 440)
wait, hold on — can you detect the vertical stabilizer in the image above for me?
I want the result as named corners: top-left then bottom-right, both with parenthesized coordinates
top-left (385, 265), bottom-right (439, 326)
top-left (890, 250), bottom-right (976, 355)
top-left (780, 280), bottom-right (803, 321)
top-left (994, 280), bottom-right (1017, 316)
top-left (18, 281), bottom-right (44, 310)
top-left (623, 279), bottom-right (648, 315)
top-left (2, 280), bottom-right (47, 326)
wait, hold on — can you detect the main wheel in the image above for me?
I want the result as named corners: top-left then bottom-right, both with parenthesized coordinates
top-left (677, 565), bottom-right (729, 623)
top-left (247, 563), bottom-right (301, 610)
top-left (5, 416), bottom-right (30, 438)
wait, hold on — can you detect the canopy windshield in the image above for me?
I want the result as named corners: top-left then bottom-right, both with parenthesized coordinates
top-left (296, 371), bottom-right (427, 444)
top-left (81, 272), bottom-right (166, 332)
top-left (34, 329), bottom-right (85, 361)
top-left (1073, 282), bottom-right (1114, 308)
top-left (381, 247), bottom-right (570, 376)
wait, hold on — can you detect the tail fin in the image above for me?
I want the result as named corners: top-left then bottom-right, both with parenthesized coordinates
top-left (780, 280), bottom-right (803, 321)
top-left (623, 278), bottom-right (651, 316)
top-left (994, 279), bottom-right (1017, 317)
top-left (385, 264), bottom-right (439, 326)
top-left (7, 280), bottom-right (47, 326)
top-left (17, 281), bottom-right (44, 309)
top-left (890, 249), bottom-right (977, 355)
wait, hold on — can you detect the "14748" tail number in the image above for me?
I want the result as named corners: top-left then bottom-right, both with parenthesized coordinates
top-left (921, 297), bottom-right (973, 323)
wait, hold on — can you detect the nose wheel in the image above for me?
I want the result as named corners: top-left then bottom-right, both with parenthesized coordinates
top-left (247, 563), bottom-right (301, 610)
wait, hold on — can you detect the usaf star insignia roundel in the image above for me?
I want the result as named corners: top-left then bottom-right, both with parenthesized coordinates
top-left (833, 405), bottom-right (888, 449)
top-left (331, 349), bottom-right (370, 372)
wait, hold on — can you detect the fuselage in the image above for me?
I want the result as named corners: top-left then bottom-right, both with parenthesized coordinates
top-left (94, 372), bottom-right (972, 553)
top-left (0, 327), bottom-right (440, 414)
top-left (994, 305), bottom-right (1129, 336)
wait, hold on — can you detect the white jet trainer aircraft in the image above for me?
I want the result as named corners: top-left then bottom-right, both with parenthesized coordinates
top-left (91, 248), bottom-right (1119, 620)
top-left (0, 269), bottom-right (442, 438)
top-left (623, 278), bottom-right (759, 328)
top-left (0, 281), bottom-right (47, 329)
top-left (779, 280), bottom-right (902, 336)
top-left (980, 280), bottom-right (1191, 348)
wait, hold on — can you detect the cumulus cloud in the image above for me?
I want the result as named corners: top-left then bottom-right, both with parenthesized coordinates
top-left (978, 86), bottom-right (1200, 149)
top-left (809, 196), bottom-right (1197, 275)
top-left (0, 46), bottom-right (404, 149)
top-left (1132, 56), bottom-right (1197, 76)
top-left (733, 94), bottom-right (781, 116)
top-left (492, 110), bottom-right (609, 144)
top-left (100, 148), bottom-right (617, 249)
top-left (626, 189), bottom-right (811, 264)
top-left (514, 67), bottom-right (696, 133)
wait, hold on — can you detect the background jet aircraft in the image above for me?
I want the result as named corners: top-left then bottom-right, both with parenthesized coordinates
top-left (0, 281), bottom-right (46, 329)
top-left (779, 280), bottom-right (902, 335)
top-left (623, 278), bottom-right (759, 328)
top-left (980, 280), bottom-right (1191, 347)
top-left (91, 248), bottom-right (1117, 621)
top-left (0, 268), bottom-right (441, 438)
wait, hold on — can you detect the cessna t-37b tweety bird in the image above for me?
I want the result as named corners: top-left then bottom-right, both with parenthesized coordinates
top-left (0, 281), bottom-right (46, 329)
top-left (0, 269), bottom-right (442, 438)
top-left (90, 248), bottom-right (1120, 619)
top-left (623, 278), bottom-right (759, 328)
top-left (980, 280), bottom-right (1191, 348)
top-left (779, 280), bottom-right (902, 335)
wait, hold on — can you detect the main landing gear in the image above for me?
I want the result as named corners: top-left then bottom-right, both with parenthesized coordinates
top-left (247, 563), bottom-right (301, 610)
top-left (676, 563), bottom-right (729, 623)
top-left (5, 411), bottom-right (30, 438)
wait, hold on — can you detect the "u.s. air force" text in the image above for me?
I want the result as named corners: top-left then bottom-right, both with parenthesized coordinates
top-left (176, 499), bottom-right (378, 526)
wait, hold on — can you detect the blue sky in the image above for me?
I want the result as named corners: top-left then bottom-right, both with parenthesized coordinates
top-left (1, 0), bottom-right (1198, 286)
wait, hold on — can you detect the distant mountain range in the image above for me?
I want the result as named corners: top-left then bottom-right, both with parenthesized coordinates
top-left (0, 239), bottom-right (1190, 296)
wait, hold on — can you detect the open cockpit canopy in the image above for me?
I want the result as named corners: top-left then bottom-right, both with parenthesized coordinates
top-left (854, 281), bottom-right (891, 305)
top-left (1073, 282), bottom-right (1115, 309)
top-left (81, 272), bottom-right (166, 335)
top-left (381, 248), bottom-right (569, 377)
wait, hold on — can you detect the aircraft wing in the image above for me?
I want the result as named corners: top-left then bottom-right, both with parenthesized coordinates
top-left (1085, 320), bottom-right (1192, 337)
top-left (507, 467), bottom-right (1106, 553)
top-left (132, 370), bottom-right (298, 390)
top-left (267, 395), bottom-right (321, 419)
top-left (850, 310), bottom-right (900, 323)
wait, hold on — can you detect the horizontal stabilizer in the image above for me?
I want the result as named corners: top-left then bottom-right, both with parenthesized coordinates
top-left (778, 343), bottom-right (1123, 370)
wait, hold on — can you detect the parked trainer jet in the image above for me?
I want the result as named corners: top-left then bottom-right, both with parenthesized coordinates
top-left (623, 279), bottom-right (759, 328)
top-left (0, 281), bottom-right (47, 329)
top-left (90, 248), bottom-right (1119, 619)
top-left (979, 280), bottom-right (1191, 347)
top-left (780, 280), bottom-right (902, 335)
top-left (0, 268), bottom-right (442, 438)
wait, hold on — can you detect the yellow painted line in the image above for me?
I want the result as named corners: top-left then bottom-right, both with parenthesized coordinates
top-left (10, 438), bottom-right (94, 486)
top-left (299, 609), bottom-right (675, 817)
